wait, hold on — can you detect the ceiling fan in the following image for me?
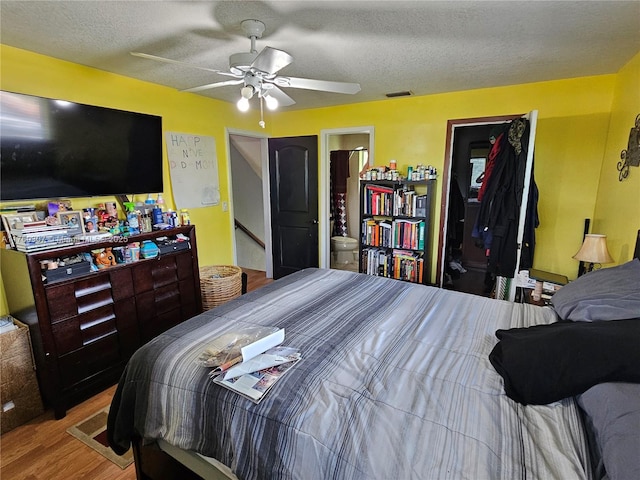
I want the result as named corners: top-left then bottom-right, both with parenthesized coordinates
top-left (131, 19), bottom-right (361, 114)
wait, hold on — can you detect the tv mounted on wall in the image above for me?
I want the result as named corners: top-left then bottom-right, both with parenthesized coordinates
top-left (0, 90), bottom-right (163, 201)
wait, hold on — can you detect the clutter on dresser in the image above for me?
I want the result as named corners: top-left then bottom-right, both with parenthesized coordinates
top-left (156, 233), bottom-right (191, 254)
top-left (41, 254), bottom-right (92, 282)
top-left (1, 195), bottom-right (191, 253)
top-left (32, 229), bottom-right (192, 285)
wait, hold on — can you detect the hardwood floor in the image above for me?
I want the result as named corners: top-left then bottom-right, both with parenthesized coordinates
top-left (1, 384), bottom-right (133, 480)
top-left (0, 268), bottom-right (272, 480)
top-left (242, 268), bottom-right (274, 293)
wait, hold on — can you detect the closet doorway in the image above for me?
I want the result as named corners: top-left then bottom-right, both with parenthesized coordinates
top-left (437, 115), bottom-right (521, 294)
top-left (320, 127), bottom-right (374, 270)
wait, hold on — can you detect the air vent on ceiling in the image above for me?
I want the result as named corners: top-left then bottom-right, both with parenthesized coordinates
top-left (385, 91), bottom-right (413, 98)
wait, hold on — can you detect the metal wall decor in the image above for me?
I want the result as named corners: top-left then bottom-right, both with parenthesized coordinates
top-left (618, 113), bottom-right (640, 181)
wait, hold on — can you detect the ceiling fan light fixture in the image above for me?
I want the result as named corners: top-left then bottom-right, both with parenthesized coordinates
top-left (237, 97), bottom-right (250, 112)
top-left (241, 85), bottom-right (255, 99)
top-left (265, 95), bottom-right (278, 110)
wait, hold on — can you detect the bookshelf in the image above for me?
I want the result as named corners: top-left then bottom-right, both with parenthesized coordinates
top-left (359, 179), bottom-right (435, 284)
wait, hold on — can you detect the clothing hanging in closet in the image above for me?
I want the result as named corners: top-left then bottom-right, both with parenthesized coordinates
top-left (472, 118), bottom-right (539, 277)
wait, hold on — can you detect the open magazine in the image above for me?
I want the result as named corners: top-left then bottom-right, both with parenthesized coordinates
top-left (213, 346), bottom-right (302, 403)
top-left (197, 327), bottom-right (302, 403)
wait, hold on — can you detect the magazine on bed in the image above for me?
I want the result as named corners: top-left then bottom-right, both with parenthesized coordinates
top-left (198, 326), bottom-right (302, 403)
top-left (212, 346), bottom-right (302, 403)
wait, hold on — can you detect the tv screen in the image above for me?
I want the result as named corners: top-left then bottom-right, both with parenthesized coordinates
top-left (0, 91), bottom-right (163, 201)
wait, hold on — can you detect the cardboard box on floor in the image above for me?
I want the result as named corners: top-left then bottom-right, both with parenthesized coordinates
top-left (1, 316), bottom-right (44, 434)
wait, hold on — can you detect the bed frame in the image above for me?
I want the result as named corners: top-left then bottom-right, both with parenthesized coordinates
top-left (132, 438), bottom-right (203, 480)
top-left (132, 437), bottom-right (237, 480)
top-left (126, 230), bottom-right (640, 480)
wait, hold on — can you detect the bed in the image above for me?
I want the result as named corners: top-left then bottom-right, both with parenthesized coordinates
top-left (108, 235), bottom-right (640, 480)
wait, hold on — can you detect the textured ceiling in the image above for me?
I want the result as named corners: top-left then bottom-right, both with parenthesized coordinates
top-left (1, 0), bottom-right (639, 111)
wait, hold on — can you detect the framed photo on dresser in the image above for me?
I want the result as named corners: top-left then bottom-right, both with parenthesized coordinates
top-left (56, 210), bottom-right (84, 236)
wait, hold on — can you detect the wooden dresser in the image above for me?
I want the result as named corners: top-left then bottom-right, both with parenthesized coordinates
top-left (1, 225), bottom-right (202, 418)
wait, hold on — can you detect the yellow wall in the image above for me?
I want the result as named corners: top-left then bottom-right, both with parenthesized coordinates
top-left (593, 51), bottom-right (640, 262)
top-left (1, 44), bottom-right (638, 316)
top-left (271, 75), bottom-right (617, 279)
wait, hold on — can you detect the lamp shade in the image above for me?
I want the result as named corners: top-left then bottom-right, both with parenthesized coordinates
top-left (572, 234), bottom-right (614, 264)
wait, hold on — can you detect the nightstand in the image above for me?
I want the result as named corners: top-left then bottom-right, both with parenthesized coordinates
top-left (519, 269), bottom-right (569, 306)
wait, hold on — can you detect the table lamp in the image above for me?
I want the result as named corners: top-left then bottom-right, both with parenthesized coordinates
top-left (573, 234), bottom-right (614, 274)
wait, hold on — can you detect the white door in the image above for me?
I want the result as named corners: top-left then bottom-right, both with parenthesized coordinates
top-left (495, 110), bottom-right (539, 301)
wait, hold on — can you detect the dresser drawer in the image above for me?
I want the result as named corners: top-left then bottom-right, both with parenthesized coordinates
top-left (133, 256), bottom-right (180, 294)
top-left (46, 274), bottom-right (113, 323)
top-left (109, 268), bottom-right (135, 301)
top-left (51, 304), bottom-right (117, 355)
top-left (57, 333), bottom-right (121, 388)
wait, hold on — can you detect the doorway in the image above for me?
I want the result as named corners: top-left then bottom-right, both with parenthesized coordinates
top-left (227, 129), bottom-right (271, 276)
top-left (437, 115), bottom-right (521, 294)
top-left (320, 127), bottom-right (375, 270)
top-left (228, 127), bottom-right (374, 278)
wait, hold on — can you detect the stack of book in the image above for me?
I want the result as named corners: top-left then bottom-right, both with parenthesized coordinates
top-left (11, 222), bottom-right (73, 252)
top-left (363, 184), bottom-right (395, 215)
top-left (392, 219), bottom-right (425, 250)
top-left (360, 247), bottom-right (424, 283)
top-left (392, 249), bottom-right (424, 283)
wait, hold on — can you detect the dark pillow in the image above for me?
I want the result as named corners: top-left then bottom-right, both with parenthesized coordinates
top-left (551, 259), bottom-right (640, 321)
top-left (488, 319), bottom-right (640, 405)
top-left (577, 383), bottom-right (640, 480)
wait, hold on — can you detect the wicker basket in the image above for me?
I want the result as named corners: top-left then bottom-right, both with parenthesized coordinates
top-left (200, 265), bottom-right (243, 310)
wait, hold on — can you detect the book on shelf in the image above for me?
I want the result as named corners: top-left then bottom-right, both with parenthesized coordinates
top-left (392, 249), bottom-right (424, 283)
top-left (392, 219), bottom-right (424, 250)
top-left (198, 326), bottom-right (302, 403)
top-left (361, 247), bottom-right (393, 278)
top-left (362, 219), bottom-right (393, 248)
top-left (415, 195), bottom-right (428, 217)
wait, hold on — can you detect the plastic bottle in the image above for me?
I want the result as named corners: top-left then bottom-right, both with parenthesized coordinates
top-left (142, 209), bottom-right (152, 232)
top-left (124, 202), bottom-right (140, 235)
top-left (164, 210), bottom-right (178, 227)
top-left (180, 209), bottom-right (191, 226)
top-left (156, 193), bottom-right (165, 211)
top-left (152, 206), bottom-right (163, 225)
top-left (145, 194), bottom-right (155, 205)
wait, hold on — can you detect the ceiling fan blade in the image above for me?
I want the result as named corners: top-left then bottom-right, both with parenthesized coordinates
top-left (251, 47), bottom-right (293, 75)
top-left (130, 52), bottom-right (237, 77)
top-left (271, 76), bottom-right (361, 95)
top-left (181, 79), bottom-right (244, 93)
top-left (264, 86), bottom-right (296, 107)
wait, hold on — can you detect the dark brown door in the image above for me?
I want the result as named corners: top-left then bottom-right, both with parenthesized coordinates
top-left (268, 135), bottom-right (319, 279)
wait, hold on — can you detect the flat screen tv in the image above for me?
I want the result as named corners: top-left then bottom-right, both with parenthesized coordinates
top-left (0, 90), bottom-right (163, 201)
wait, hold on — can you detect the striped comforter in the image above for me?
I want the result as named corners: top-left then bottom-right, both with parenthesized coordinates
top-left (108, 268), bottom-right (593, 480)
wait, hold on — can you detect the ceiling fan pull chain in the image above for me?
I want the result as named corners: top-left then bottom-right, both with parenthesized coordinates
top-left (259, 96), bottom-right (266, 129)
